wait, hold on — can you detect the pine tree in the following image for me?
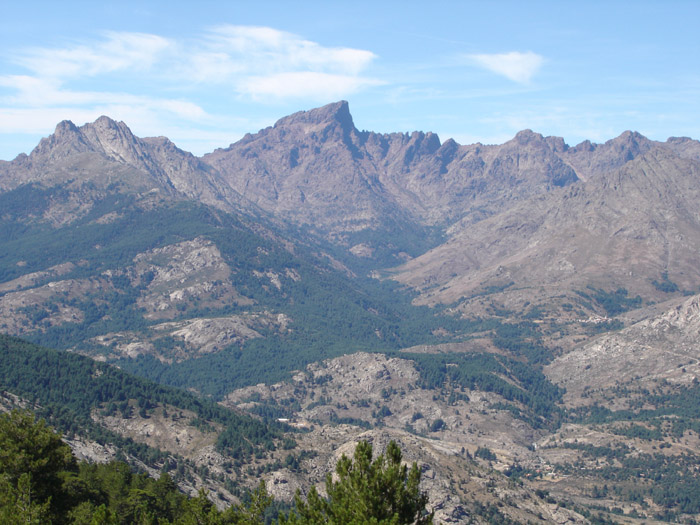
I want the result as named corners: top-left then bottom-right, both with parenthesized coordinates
top-left (281, 440), bottom-right (432, 524)
top-left (0, 410), bottom-right (77, 523)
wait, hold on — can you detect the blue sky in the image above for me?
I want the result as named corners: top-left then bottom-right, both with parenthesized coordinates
top-left (1, 1), bottom-right (698, 160)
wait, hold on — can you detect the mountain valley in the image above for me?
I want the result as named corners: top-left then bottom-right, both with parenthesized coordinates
top-left (2, 101), bottom-right (700, 522)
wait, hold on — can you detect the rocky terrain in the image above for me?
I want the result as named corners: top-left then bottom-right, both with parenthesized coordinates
top-left (547, 293), bottom-right (700, 405)
top-left (221, 328), bottom-right (700, 522)
top-left (224, 352), bottom-right (541, 460)
top-left (6, 100), bottom-right (699, 325)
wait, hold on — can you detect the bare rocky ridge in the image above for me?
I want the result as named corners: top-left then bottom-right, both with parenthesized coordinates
top-left (0, 115), bottom-right (242, 215)
top-left (0, 262), bottom-right (76, 294)
top-left (201, 102), bottom-right (581, 233)
top-left (0, 237), bottom-right (289, 363)
top-left (390, 144), bottom-right (700, 328)
top-left (0, 276), bottom-right (104, 334)
top-left (129, 237), bottom-right (253, 320)
top-left (559, 130), bottom-right (655, 182)
top-left (82, 395), bottom-right (587, 523)
top-left (88, 311), bottom-right (284, 363)
top-left (286, 427), bottom-right (587, 524)
top-left (546, 293), bottom-right (700, 406)
top-left (230, 295), bottom-right (700, 521)
top-left (203, 101), bottom-right (409, 233)
top-left (6, 101), bottom-right (698, 326)
top-left (518, 293), bottom-right (700, 518)
top-left (224, 352), bottom-right (542, 458)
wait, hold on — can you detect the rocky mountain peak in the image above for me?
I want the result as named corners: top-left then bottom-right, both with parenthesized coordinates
top-left (28, 119), bottom-right (92, 161)
top-left (26, 116), bottom-right (144, 166)
top-left (570, 139), bottom-right (594, 153)
top-left (54, 119), bottom-right (81, 135)
top-left (1, 115), bottom-right (239, 211)
top-left (562, 130), bottom-right (656, 181)
top-left (505, 130), bottom-right (571, 157)
top-left (80, 116), bottom-right (139, 157)
top-left (277, 100), bottom-right (353, 128)
top-left (614, 129), bottom-right (646, 142)
top-left (272, 100), bottom-right (357, 141)
top-left (544, 135), bottom-right (568, 153)
top-left (479, 129), bottom-right (579, 189)
top-left (667, 136), bottom-right (694, 145)
top-left (664, 136), bottom-right (700, 162)
top-left (512, 129), bottom-right (545, 146)
top-left (607, 130), bottom-right (653, 159)
top-left (92, 115), bottom-right (123, 129)
top-left (402, 131), bottom-right (441, 161)
top-left (508, 130), bottom-right (568, 153)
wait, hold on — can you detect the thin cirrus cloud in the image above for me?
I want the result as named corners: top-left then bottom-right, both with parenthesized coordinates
top-left (0, 31), bottom-right (209, 137)
top-left (240, 72), bottom-right (383, 100)
top-left (14, 31), bottom-right (172, 78)
top-left (7, 25), bottom-right (381, 98)
top-left (202, 25), bottom-right (376, 75)
top-left (0, 74), bottom-right (208, 122)
top-left (467, 51), bottom-right (544, 84)
top-left (185, 25), bottom-right (383, 97)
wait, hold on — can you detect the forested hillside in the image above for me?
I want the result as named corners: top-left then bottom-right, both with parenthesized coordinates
top-left (0, 334), bottom-right (287, 477)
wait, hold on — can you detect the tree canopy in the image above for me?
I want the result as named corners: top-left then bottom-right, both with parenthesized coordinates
top-left (0, 410), bottom-right (79, 524)
top-left (281, 440), bottom-right (432, 525)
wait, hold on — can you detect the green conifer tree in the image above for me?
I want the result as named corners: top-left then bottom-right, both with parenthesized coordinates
top-left (0, 410), bottom-right (77, 523)
top-left (281, 440), bottom-right (432, 525)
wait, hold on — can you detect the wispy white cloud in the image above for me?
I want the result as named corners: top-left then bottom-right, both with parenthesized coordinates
top-left (0, 30), bottom-right (206, 143)
top-left (0, 74), bottom-right (209, 123)
top-left (203, 25), bottom-right (376, 75)
top-left (467, 51), bottom-right (544, 84)
top-left (15, 32), bottom-right (172, 78)
top-left (12, 25), bottom-right (383, 101)
top-left (240, 72), bottom-right (383, 101)
top-left (184, 25), bottom-right (380, 99)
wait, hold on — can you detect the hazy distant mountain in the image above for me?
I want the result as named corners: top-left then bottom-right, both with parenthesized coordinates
top-left (0, 115), bottom-right (242, 217)
top-left (391, 142), bottom-right (700, 320)
top-left (201, 101), bottom-right (579, 232)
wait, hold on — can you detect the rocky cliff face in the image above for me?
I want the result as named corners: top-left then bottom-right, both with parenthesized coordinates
top-left (559, 130), bottom-right (655, 181)
top-left (203, 101), bottom-right (409, 232)
top-left (4, 100), bottom-right (700, 334)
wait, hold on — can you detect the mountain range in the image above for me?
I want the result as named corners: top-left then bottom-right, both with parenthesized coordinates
top-left (3, 101), bottom-right (700, 522)
top-left (4, 101), bottom-right (700, 313)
